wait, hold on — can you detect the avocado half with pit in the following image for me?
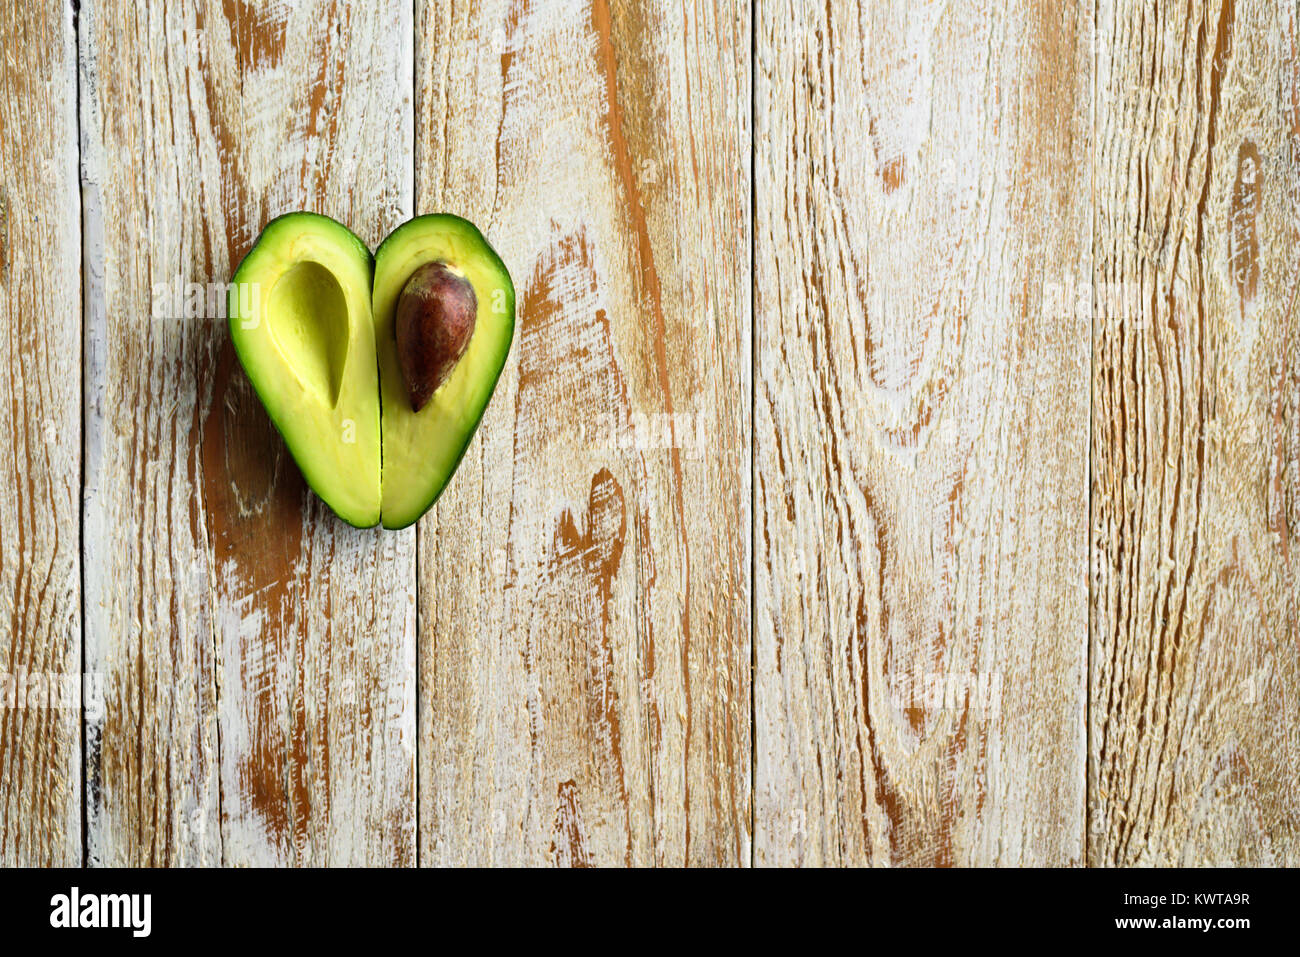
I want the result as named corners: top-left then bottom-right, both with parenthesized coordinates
top-left (228, 212), bottom-right (515, 529)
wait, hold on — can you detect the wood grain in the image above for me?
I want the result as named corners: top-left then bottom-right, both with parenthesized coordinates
top-left (1090, 0), bottom-right (1300, 865)
top-left (2, 0), bottom-right (1292, 869)
top-left (754, 0), bottom-right (1093, 865)
top-left (79, 0), bottom-right (415, 865)
top-left (0, 0), bottom-right (82, 867)
top-left (413, 0), bottom-right (751, 866)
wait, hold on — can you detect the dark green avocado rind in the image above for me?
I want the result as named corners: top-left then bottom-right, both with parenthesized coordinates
top-left (375, 214), bottom-right (515, 530)
top-left (227, 211), bottom-right (377, 528)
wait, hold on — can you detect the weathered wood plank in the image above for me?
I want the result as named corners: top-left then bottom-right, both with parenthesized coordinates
top-left (1090, 0), bottom-right (1300, 865)
top-left (0, 0), bottom-right (82, 867)
top-left (754, 0), bottom-right (1092, 865)
top-left (80, 0), bottom-right (415, 865)
top-left (414, 0), bottom-right (751, 866)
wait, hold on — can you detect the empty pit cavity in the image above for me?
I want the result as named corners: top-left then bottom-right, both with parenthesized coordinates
top-left (266, 260), bottom-right (349, 408)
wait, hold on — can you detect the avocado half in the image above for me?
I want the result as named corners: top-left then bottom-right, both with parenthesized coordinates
top-left (228, 212), bottom-right (515, 529)
top-left (373, 215), bottom-right (515, 528)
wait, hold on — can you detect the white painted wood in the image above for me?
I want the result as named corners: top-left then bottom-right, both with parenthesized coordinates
top-left (0, 0), bottom-right (82, 867)
top-left (7, 0), bottom-right (1290, 869)
top-left (79, 0), bottom-right (415, 865)
top-left (754, 0), bottom-right (1093, 865)
top-left (1090, 0), bottom-right (1300, 865)
top-left (413, 0), bottom-right (752, 866)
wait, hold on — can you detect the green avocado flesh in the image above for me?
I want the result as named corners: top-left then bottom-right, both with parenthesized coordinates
top-left (373, 215), bottom-right (515, 529)
top-left (228, 213), bottom-right (381, 528)
top-left (228, 212), bottom-right (514, 530)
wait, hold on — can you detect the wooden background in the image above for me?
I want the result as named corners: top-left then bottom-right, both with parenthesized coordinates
top-left (0, 0), bottom-right (1295, 866)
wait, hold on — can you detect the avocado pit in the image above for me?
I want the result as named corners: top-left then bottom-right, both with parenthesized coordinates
top-left (394, 261), bottom-right (477, 411)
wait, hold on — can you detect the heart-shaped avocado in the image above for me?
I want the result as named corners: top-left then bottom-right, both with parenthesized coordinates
top-left (228, 212), bottom-right (515, 529)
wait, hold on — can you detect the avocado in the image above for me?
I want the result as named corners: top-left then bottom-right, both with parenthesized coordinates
top-left (228, 212), bottom-right (514, 530)
top-left (373, 215), bottom-right (515, 529)
top-left (228, 212), bottom-right (381, 528)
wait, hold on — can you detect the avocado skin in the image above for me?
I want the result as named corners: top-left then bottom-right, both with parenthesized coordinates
top-left (373, 214), bottom-right (515, 530)
top-left (228, 211), bottom-right (381, 528)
